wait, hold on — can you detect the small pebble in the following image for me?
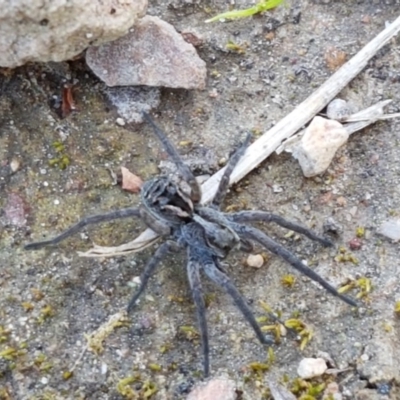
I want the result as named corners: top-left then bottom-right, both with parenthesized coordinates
top-left (218, 157), bottom-right (227, 166)
top-left (101, 362), bottom-right (108, 375)
top-left (10, 158), bottom-right (21, 172)
top-left (54, 199), bottom-right (60, 205)
top-left (323, 381), bottom-right (342, 400)
top-left (297, 357), bottom-right (327, 379)
top-left (349, 238), bottom-right (362, 250)
top-left (116, 117), bottom-right (126, 126)
top-left (246, 254), bottom-right (264, 268)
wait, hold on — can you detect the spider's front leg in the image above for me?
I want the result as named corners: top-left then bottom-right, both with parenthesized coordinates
top-left (211, 133), bottom-right (251, 208)
top-left (142, 112), bottom-right (202, 203)
top-left (127, 240), bottom-right (180, 313)
top-left (25, 208), bottom-right (141, 250)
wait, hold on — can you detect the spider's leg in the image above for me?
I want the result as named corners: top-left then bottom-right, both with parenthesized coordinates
top-left (236, 224), bottom-right (358, 307)
top-left (203, 259), bottom-right (273, 346)
top-left (25, 208), bottom-right (141, 250)
top-left (127, 240), bottom-right (179, 313)
top-left (187, 253), bottom-right (210, 377)
top-left (212, 133), bottom-right (251, 208)
top-left (229, 211), bottom-right (333, 247)
top-left (142, 112), bottom-right (201, 203)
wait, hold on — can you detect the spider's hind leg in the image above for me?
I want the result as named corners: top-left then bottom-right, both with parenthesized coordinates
top-left (203, 259), bottom-right (273, 346)
top-left (211, 134), bottom-right (251, 208)
top-left (187, 254), bottom-right (210, 377)
top-left (25, 208), bottom-right (141, 250)
top-left (236, 224), bottom-right (358, 307)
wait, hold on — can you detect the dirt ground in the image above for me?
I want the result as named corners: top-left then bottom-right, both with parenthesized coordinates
top-left (1, 1), bottom-right (400, 399)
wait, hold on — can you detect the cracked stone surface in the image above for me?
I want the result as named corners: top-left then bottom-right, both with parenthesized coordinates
top-left (0, 0), bottom-right (147, 67)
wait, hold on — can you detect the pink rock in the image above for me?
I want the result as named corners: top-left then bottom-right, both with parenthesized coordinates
top-left (3, 192), bottom-right (29, 227)
top-left (187, 378), bottom-right (237, 400)
top-left (86, 16), bottom-right (206, 89)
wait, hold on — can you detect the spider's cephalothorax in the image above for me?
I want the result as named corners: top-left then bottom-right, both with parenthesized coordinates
top-left (25, 112), bottom-right (357, 376)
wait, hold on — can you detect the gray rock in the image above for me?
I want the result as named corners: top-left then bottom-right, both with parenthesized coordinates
top-left (355, 388), bottom-right (389, 400)
top-left (357, 334), bottom-right (400, 384)
top-left (377, 218), bottom-right (400, 242)
top-left (269, 381), bottom-right (297, 400)
top-left (86, 16), bottom-right (207, 89)
top-left (104, 86), bottom-right (160, 123)
top-left (327, 98), bottom-right (354, 122)
top-left (0, 0), bottom-right (147, 67)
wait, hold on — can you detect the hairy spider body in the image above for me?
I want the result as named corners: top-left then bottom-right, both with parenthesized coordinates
top-left (26, 112), bottom-right (357, 376)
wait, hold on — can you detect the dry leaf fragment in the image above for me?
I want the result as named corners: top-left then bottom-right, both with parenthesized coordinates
top-left (121, 167), bottom-right (143, 193)
top-left (324, 47), bottom-right (347, 71)
top-left (181, 31), bottom-right (204, 47)
top-left (61, 84), bottom-right (77, 118)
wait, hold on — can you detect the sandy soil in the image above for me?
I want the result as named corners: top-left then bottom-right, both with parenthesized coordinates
top-left (1, 1), bottom-right (400, 399)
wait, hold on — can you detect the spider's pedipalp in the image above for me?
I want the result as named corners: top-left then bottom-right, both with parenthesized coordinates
top-left (25, 208), bottom-right (141, 250)
top-left (212, 133), bottom-right (251, 208)
top-left (142, 112), bottom-right (202, 203)
top-left (229, 210), bottom-right (333, 247)
top-left (187, 253), bottom-right (210, 377)
top-left (235, 224), bottom-right (358, 307)
top-left (127, 240), bottom-right (179, 313)
top-left (203, 259), bottom-right (273, 346)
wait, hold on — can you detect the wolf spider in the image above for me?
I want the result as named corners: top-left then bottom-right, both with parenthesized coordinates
top-left (25, 112), bottom-right (357, 376)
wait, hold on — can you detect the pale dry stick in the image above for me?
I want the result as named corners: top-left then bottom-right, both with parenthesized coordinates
top-left (80, 16), bottom-right (400, 258)
top-left (201, 15), bottom-right (400, 204)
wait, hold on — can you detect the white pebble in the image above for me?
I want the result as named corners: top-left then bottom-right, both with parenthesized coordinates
top-left (246, 254), bottom-right (264, 268)
top-left (54, 199), bottom-right (60, 205)
top-left (292, 116), bottom-right (349, 177)
top-left (116, 117), bottom-right (126, 126)
top-left (297, 357), bottom-right (327, 379)
top-left (132, 276), bottom-right (142, 285)
top-left (101, 362), bottom-right (108, 375)
top-left (10, 158), bottom-right (21, 172)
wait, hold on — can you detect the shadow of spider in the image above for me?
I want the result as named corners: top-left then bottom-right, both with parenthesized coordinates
top-left (25, 112), bottom-right (357, 376)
